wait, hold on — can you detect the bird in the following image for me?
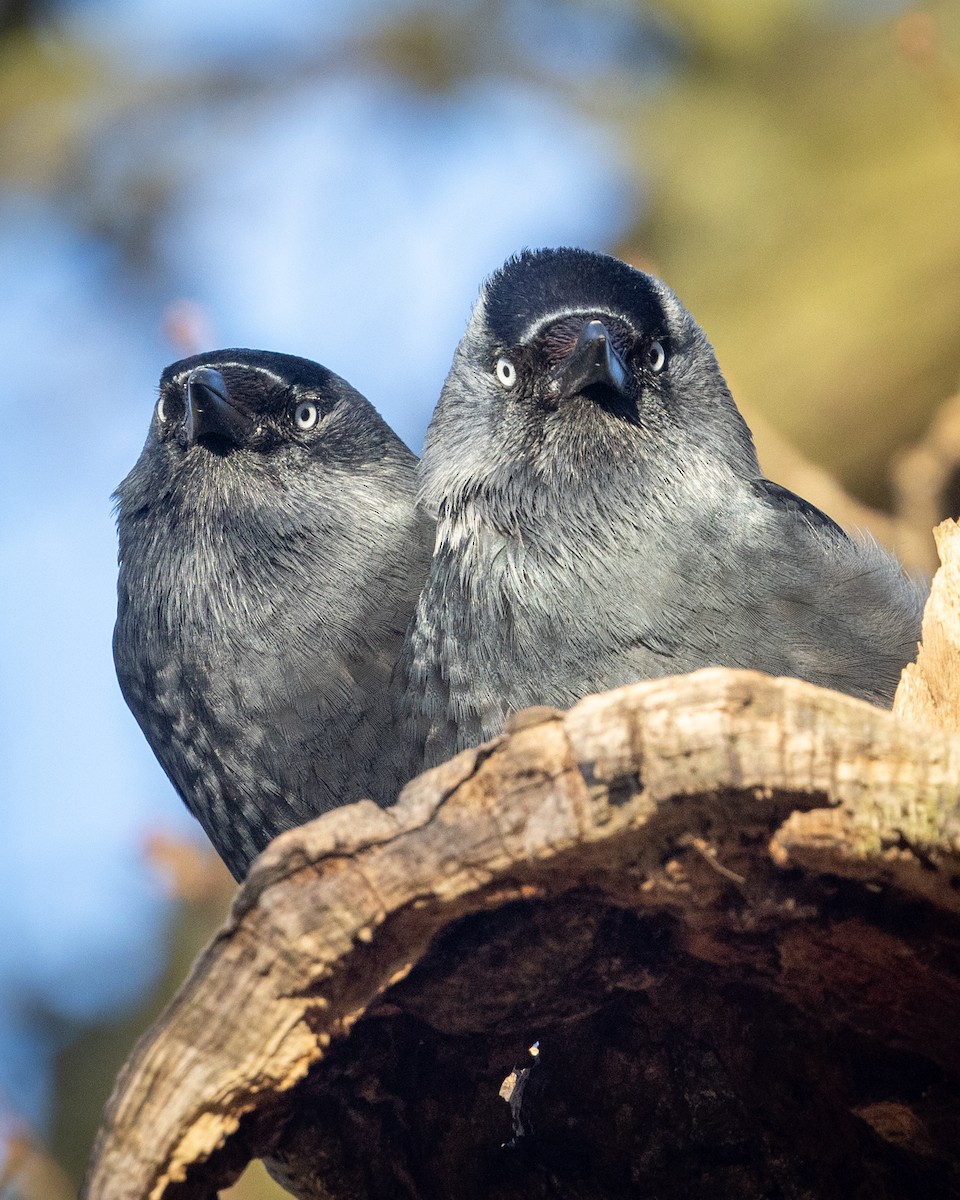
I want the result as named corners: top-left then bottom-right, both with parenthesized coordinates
top-left (114, 349), bottom-right (433, 880)
top-left (399, 246), bottom-right (925, 768)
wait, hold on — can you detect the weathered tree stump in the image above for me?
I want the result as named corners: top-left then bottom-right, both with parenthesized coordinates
top-left (84, 525), bottom-right (960, 1200)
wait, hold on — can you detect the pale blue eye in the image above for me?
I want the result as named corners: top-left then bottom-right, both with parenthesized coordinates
top-left (294, 402), bottom-right (319, 430)
top-left (647, 341), bottom-right (666, 373)
top-left (495, 357), bottom-right (517, 388)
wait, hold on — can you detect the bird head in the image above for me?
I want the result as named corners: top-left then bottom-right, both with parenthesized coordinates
top-left (151, 349), bottom-right (394, 465)
top-left (114, 346), bottom-right (425, 608)
top-left (117, 348), bottom-right (412, 518)
top-left (421, 247), bottom-right (758, 518)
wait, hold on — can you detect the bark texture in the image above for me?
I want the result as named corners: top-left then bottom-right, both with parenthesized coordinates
top-left (84, 523), bottom-right (960, 1200)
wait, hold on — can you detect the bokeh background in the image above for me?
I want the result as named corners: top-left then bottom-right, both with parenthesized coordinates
top-left (1, 0), bottom-right (959, 1196)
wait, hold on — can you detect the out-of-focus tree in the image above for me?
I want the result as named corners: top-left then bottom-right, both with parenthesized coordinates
top-left (50, 836), bottom-right (235, 1187)
top-left (629, 0), bottom-right (960, 504)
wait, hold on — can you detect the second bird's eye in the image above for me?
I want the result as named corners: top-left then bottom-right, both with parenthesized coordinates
top-left (294, 402), bottom-right (319, 430)
top-left (156, 396), bottom-right (167, 422)
top-left (495, 357), bottom-right (517, 389)
top-left (647, 341), bottom-right (666, 373)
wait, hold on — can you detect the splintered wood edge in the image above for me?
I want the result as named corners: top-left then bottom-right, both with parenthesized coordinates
top-left (82, 666), bottom-right (960, 1200)
top-left (782, 516), bottom-right (960, 873)
top-left (894, 519), bottom-right (960, 734)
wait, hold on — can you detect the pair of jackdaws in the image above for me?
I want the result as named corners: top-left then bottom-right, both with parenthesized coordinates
top-left (114, 247), bottom-right (925, 881)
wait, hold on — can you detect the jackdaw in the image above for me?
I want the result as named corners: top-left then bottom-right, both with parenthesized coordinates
top-left (115, 349), bottom-right (432, 879)
top-left (401, 247), bottom-right (924, 767)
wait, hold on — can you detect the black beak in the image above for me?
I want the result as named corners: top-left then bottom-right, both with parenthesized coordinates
top-left (549, 319), bottom-right (628, 403)
top-left (183, 367), bottom-right (251, 447)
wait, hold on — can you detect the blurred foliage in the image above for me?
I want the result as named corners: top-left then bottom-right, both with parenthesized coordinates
top-left (0, 28), bottom-right (108, 188)
top-left (627, 0), bottom-right (960, 504)
top-left (49, 838), bottom-right (236, 1191)
top-left (48, 841), bottom-right (298, 1196)
top-left (365, 8), bottom-right (477, 90)
top-left (653, 0), bottom-right (840, 57)
top-left (0, 1125), bottom-right (75, 1200)
top-left (0, 0), bottom-right (32, 38)
top-left (3, 0), bottom-right (959, 1195)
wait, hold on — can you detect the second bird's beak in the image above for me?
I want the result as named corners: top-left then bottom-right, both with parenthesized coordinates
top-left (549, 319), bottom-right (628, 403)
top-left (183, 367), bottom-right (251, 447)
